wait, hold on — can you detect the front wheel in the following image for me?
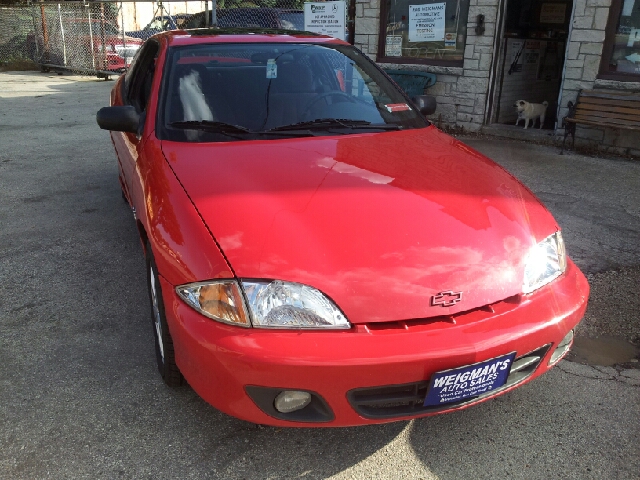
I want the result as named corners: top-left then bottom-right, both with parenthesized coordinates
top-left (146, 244), bottom-right (183, 387)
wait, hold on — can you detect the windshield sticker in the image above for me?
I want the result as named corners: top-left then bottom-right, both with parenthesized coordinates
top-left (266, 59), bottom-right (277, 79)
top-left (384, 103), bottom-right (410, 112)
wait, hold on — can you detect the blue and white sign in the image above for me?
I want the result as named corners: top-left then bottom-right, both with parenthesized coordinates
top-left (304, 1), bottom-right (346, 41)
top-left (409, 3), bottom-right (445, 42)
top-left (424, 352), bottom-right (516, 406)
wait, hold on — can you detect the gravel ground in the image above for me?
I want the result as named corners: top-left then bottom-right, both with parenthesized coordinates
top-left (463, 136), bottom-right (640, 368)
top-left (1, 72), bottom-right (638, 480)
top-left (581, 267), bottom-right (640, 343)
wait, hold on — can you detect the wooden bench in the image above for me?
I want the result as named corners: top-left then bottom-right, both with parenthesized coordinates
top-left (561, 89), bottom-right (640, 154)
top-left (383, 69), bottom-right (437, 98)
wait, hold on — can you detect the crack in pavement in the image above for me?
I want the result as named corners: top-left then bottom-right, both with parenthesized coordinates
top-left (558, 361), bottom-right (640, 386)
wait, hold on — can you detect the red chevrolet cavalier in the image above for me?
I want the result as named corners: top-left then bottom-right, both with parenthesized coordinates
top-left (97, 29), bottom-right (589, 426)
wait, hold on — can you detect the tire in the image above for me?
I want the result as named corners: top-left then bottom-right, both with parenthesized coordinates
top-left (146, 244), bottom-right (183, 387)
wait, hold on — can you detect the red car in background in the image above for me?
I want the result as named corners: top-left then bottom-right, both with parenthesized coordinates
top-left (96, 29), bottom-right (589, 427)
top-left (29, 18), bottom-right (142, 72)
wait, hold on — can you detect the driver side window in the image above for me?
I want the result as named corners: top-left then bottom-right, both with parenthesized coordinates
top-left (126, 41), bottom-right (159, 112)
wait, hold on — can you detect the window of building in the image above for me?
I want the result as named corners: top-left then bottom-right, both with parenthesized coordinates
top-left (601, 0), bottom-right (640, 79)
top-left (378, 0), bottom-right (470, 66)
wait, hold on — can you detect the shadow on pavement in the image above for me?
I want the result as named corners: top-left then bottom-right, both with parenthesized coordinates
top-left (1, 72), bottom-right (639, 479)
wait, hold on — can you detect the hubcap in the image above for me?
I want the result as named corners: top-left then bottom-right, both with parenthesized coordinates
top-left (150, 266), bottom-right (165, 363)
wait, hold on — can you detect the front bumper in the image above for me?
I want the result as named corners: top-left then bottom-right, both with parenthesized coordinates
top-left (162, 260), bottom-right (589, 427)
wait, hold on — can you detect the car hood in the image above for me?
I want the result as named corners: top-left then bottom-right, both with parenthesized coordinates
top-left (161, 126), bottom-right (558, 324)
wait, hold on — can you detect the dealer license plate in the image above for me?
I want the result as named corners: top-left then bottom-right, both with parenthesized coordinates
top-left (424, 352), bottom-right (516, 407)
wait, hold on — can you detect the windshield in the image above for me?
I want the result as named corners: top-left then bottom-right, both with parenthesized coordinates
top-left (159, 42), bottom-right (428, 142)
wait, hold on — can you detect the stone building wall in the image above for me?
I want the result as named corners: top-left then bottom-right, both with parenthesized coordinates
top-left (354, 0), bottom-right (640, 155)
top-left (354, 0), bottom-right (501, 132)
top-left (557, 0), bottom-right (640, 155)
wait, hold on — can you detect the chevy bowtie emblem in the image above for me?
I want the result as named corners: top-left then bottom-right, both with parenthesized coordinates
top-left (431, 291), bottom-right (463, 307)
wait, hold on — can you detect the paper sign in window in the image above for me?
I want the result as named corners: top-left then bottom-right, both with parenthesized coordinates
top-left (386, 35), bottom-right (403, 56)
top-left (266, 59), bottom-right (277, 79)
top-left (409, 3), bottom-right (445, 43)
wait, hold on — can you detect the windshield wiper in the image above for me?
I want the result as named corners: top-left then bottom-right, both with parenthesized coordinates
top-left (264, 118), bottom-right (401, 132)
top-left (169, 120), bottom-right (252, 134)
top-left (169, 120), bottom-right (314, 138)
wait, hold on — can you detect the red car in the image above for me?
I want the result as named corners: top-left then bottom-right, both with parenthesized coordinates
top-left (97, 29), bottom-right (589, 427)
top-left (29, 19), bottom-right (141, 72)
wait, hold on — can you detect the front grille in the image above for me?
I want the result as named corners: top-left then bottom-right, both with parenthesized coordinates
top-left (361, 294), bottom-right (522, 333)
top-left (348, 344), bottom-right (551, 419)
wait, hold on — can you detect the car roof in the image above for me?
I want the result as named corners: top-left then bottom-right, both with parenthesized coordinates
top-left (161, 28), bottom-right (348, 46)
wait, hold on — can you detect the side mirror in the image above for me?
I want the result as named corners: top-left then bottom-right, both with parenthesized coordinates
top-left (96, 105), bottom-right (140, 133)
top-left (412, 95), bottom-right (437, 116)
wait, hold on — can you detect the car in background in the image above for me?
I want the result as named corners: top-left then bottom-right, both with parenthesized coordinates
top-left (125, 14), bottom-right (191, 40)
top-left (184, 8), bottom-right (303, 31)
top-left (96, 29), bottom-right (588, 427)
top-left (28, 18), bottom-right (142, 72)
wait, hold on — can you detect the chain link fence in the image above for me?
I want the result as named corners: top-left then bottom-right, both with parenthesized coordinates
top-left (0, 3), bottom-right (39, 67)
top-left (1, 1), bottom-right (141, 75)
top-left (1, 0), bottom-right (351, 76)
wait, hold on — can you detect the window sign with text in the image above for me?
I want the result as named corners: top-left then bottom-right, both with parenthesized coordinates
top-left (380, 0), bottom-right (470, 65)
top-left (409, 3), bottom-right (445, 42)
top-left (304, 1), bottom-right (346, 41)
top-left (539, 3), bottom-right (567, 24)
top-left (386, 35), bottom-right (403, 56)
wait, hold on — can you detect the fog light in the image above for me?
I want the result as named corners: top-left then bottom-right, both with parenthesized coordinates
top-left (549, 330), bottom-right (574, 365)
top-left (274, 391), bottom-right (312, 413)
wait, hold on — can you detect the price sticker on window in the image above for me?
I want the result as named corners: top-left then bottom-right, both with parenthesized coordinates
top-left (266, 59), bottom-right (277, 79)
top-left (385, 103), bottom-right (411, 112)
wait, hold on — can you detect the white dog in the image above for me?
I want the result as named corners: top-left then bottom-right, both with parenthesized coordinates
top-left (514, 100), bottom-right (548, 129)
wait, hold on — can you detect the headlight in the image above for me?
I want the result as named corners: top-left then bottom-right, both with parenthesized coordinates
top-left (176, 279), bottom-right (351, 329)
top-left (522, 231), bottom-right (567, 294)
top-left (242, 280), bottom-right (350, 329)
top-left (176, 280), bottom-right (251, 327)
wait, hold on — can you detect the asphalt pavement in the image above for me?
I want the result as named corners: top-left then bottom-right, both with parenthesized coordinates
top-left (0, 71), bottom-right (638, 480)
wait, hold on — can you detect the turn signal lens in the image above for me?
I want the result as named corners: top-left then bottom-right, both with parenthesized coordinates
top-left (176, 281), bottom-right (251, 327)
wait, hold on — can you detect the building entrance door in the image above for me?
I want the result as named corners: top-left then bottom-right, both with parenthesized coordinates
top-left (489, 0), bottom-right (573, 129)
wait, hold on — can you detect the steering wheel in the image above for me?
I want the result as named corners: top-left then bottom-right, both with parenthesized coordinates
top-left (302, 91), bottom-right (357, 119)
